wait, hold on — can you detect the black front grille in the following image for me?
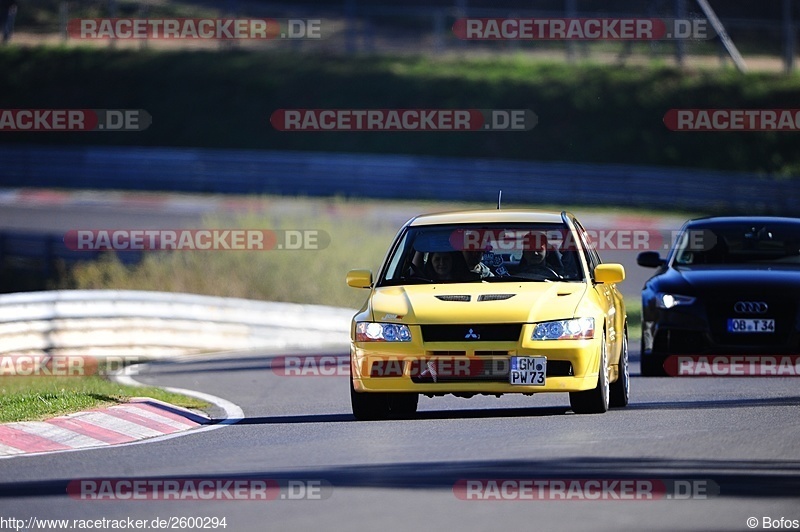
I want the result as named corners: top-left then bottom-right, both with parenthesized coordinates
top-left (547, 360), bottom-right (574, 377)
top-left (653, 330), bottom-right (708, 354)
top-left (420, 324), bottom-right (523, 342)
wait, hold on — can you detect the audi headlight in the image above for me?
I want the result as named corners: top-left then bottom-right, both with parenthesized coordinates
top-left (356, 322), bottom-right (412, 342)
top-left (532, 318), bottom-right (594, 340)
top-left (657, 293), bottom-right (696, 309)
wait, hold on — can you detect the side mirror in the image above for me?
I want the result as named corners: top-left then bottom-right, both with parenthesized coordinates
top-left (594, 263), bottom-right (625, 284)
top-left (637, 251), bottom-right (666, 268)
top-left (346, 269), bottom-right (373, 289)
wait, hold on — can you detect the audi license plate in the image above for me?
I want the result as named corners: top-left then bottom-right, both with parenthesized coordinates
top-left (727, 319), bottom-right (775, 333)
top-left (509, 356), bottom-right (546, 385)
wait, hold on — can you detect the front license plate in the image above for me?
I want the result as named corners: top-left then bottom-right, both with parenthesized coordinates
top-left (509, 356), bottom-right (546, 385)
top-left (727, 318), bottom-right (775, 333)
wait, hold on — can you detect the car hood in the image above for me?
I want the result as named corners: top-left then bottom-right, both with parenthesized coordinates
top-left (660, 265), bottom-right (800, 297)
top-left (369, 282), bottom-right (587, 324)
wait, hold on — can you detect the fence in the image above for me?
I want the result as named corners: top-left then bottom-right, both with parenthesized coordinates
top-left (9, 1), bottom-right (799, 72)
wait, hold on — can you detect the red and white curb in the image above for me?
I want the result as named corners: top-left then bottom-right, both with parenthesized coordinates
top-left (0, 398), bottom-right (209, 457)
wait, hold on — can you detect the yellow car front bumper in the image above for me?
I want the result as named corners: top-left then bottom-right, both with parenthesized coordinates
top-left (351, 336), bottom-right (605, 395)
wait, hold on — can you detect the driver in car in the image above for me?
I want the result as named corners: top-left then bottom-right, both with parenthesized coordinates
top-left (513, 231), bottom-right (565, 278)
top-left (462, 249), bottom-right (494, 278)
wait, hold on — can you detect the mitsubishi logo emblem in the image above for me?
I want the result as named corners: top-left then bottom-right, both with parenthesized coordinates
top-left (465, 328), bottom-right (480, 339)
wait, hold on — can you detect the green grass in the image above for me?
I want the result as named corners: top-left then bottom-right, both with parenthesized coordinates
top-left (626, 305), bottom-right (642, 342)
top-left (0, 375), bottom-right (209, 423)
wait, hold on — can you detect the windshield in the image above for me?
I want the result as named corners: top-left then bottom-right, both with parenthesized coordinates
top-left (379, 222), bottom-right (585, 285)
top-left (672, 222), bottom-right (800, 267)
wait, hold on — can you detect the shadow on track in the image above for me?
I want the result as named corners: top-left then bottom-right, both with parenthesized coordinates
top-left (628, 396), bottom-right (800, 411)
top-left (230, 406), bottom-right (571, 425)
top-left (2, 457), bottom-right (798, 499)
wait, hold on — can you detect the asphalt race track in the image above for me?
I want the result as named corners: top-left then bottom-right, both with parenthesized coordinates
top-left (1, 196), bottom-right (797, 531)
top-left (1, 347), bottom-right (798, 532)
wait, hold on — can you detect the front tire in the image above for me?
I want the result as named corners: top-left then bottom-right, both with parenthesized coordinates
top-left (388, 392), bottom-right (419, 419)
top-left (640, 339), bottom-right (667, 377)
top-left (609, 330), bottom-right (629, 408)
top-left (350, 375), bottom-right (418, 421)
top-left (570, 335), bottom-right (609, 414)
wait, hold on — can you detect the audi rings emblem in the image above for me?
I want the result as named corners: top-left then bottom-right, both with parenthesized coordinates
top-left (733, 301), bottom-right (768, 314)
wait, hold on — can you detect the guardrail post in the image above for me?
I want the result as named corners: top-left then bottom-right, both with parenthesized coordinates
top-left (433, 9), bottom-right (444, 55)
top-left (59, 1), bottom-right (68, 42)
top-left (674, 0), bottom-right (686, 67)
top-left (455, 0), bottom-right (466, 50)
top-left (139, 1), bottom-right (149, 50)
top-left (784, 0), bottom-right (796, 73)
top-left (565, 0), bottom-right (577, 63)
top-left (108, 0), bottom-right (117, 49)
top-left (345, 0), bottom-right (357, 53)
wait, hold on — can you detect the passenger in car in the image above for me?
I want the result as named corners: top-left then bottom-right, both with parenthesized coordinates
top-left (422, 251), bottom-right (478, 281)
top-left (425, 252), bottom-right (456, 281)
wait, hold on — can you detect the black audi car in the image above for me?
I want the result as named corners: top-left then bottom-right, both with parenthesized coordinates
top-left (637, 216), bottom-right (800, 376)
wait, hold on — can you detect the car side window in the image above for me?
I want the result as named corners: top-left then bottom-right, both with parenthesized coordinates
top-left (574, 221), bottom-right (600, 278)
top-left (382, 230), bottom-right (411, 281)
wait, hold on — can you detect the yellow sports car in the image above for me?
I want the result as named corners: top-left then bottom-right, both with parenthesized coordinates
top-left (346, 209), bottom-right (628, 420)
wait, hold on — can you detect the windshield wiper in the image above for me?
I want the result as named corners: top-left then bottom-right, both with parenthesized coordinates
top-left (482, 275), bottom-right (552, 282)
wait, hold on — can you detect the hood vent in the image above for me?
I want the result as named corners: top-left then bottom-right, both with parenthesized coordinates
top-left (435, 295), bottom-right (471, 302)
top-left (478, 294), bottom-right (515, 302)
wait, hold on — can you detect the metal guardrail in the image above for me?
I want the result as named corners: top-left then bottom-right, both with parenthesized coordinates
top-left (1, 144), bottom-right (798, 214)
top-left (0, 290), bottom-right (352, 358)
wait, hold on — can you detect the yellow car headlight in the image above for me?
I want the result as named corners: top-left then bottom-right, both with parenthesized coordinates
top-left (356, 322), bottom-right (412, 342)
top-left (532, 318), bottom-right (595, 340)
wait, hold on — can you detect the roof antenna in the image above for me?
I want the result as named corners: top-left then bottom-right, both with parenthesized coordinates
top-left (497, 190), bottom-right (502, 210)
